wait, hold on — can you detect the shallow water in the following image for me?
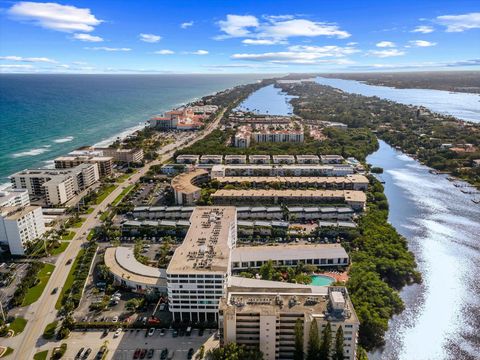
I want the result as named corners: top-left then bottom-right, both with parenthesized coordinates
top-left (367, 140), bottom-right (480, 360)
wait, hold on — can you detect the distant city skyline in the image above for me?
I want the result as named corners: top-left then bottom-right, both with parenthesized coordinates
top-left (0, 0), bottom-right (479, 73)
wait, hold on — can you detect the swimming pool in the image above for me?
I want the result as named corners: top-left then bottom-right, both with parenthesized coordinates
top-left (310, 274), bottom-right (335, 286)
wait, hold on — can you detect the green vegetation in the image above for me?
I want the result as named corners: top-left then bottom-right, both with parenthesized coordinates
top-left (49, 242), bottom-right (69, 256)
top-left (0, 348), bottom-right (13, 358)
top-left (306, 321), bottom-right (320, 360)
top-left (84, 183), bottom-right (117, 205)
top-left (86, 229), bottom-right (95, 241)
top-left (43, 321), bottom-right (58, 339)
top-left (56, 242), bottom-right (98, 311)
top-left (333, 326), bottom-right (344, 360)
top-left (239, 260), bottom-right (316, 285)
top-left (112, 184), bottom-right (134, 206)
top-left (346, 178), bottom-right (421, 350)
top-left (207, 343), bottom-right (263, 360)
top-left (176, 127), bottom-right (378, 163)
top-left (133, 239), bottom-right (149, 265)
top-left (10, 261), bottom-right (43, 307)
top-left (66, 215), bottom-right (85, 228)
top-left (34, 351), bottom-right (48, 360)
top-left (50, 343), bottom-right (67, 359)
top-left (280, 81), bottom-right (480, 187)
top-left (294, 319), bottom-right (304, 360)
top-left (60, 231), bottom-right (75, 240)
top-left (6, 317), bottom-right (27, 335)
top-left (22, 263), bottom-right (55, 306)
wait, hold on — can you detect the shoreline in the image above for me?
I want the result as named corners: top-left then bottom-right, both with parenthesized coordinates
top-left (0, 85), bottom-right (242, 190)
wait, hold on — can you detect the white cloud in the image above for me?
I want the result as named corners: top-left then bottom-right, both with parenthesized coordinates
top-left (411, 25), bottom-right (434, 33)
top-left (73, 33), bottom-right (103, 42)
top-left (7, 1), bottom-right (102, 32)
top-left (181, 21), bottom-right (194, 29)
top-left (86, 47), bottom-right (131, 52)
top-left (376, 41), bottom-right (395, 48)
top-left (368, 49), bottom-right (406, 57)
top-left (218, 15), bottom-right (259, 38)
top-left (0, 55), bottom-right (57, 63)
top-left (231, 45), bottom-right (359, 64)
top-left (139, 33), bottom-right (162, 43)
top-left (154, 49), bottom-right (175, 55)
top-left (217, 14), bottom-right (350, 43)
top-left (436, 12), bottom-right (480, 32)
top-left (258, 19), bottom-right (350, 40)
top-left (0, 64), bottom-right (34, 69)
top-left (409, 40), bottom-right (437, 47)
top-left (242, 39), bottom-right (284, 45)
top-left (191, 50), bottom-right (209, 55)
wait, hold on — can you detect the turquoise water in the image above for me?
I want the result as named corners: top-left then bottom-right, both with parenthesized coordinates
top-left (310, 274), bottom-right (334, 286)
top-left (0, 74), bottom-right (267, 183)
top-left (235, 84), bottom-right (294, 115)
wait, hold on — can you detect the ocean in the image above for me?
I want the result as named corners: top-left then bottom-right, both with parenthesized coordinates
top-left (0, 74), bottom-right (270, 184)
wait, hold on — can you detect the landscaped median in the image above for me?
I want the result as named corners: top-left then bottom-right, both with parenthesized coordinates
top-left (112, 184), bottom-right (134, 206)
top-left (33, 350), bottom-right (48, 360)
top-left (60, 231), bottom-right (76, 240)
top-left (22, 263), bottom-right (55, 306)
top-left (55, 243), bottom-right (98, 311)
top-left (43, 320), bottom-right (58, 339)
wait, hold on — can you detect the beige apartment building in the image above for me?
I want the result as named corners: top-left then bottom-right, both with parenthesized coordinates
top-left (171, 169), bottom-right (209, 205)
top-left (54, 154), bottom-right (113, 177)
top-left (220, 283), bottom-right (359, 360)
top-left (10, 163), bottom-right (99, 205)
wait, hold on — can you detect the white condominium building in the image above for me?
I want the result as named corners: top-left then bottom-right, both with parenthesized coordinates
top-left (210, 164), bottom-right (354, 178)
top-left (10, 163), bottom-right (99, 205)
top-left (166, 206), bottom-right (237, 323)
top-left (0, 188), bottom-right (30, 207)
top-left (0, 206), bottom-right (45, 255)
top-left (220, 281), bottom-right (359, 360)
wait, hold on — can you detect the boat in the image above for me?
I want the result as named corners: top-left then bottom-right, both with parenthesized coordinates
top-left (472, 199), bottom-right (480, 204)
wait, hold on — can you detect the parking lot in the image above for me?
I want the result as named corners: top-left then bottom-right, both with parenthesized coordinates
top-left (62, 328), bottom-right (216, 360)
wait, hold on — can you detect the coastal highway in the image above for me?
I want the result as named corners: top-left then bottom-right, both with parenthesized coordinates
top-left (9, 108), bottom-right (225, 359)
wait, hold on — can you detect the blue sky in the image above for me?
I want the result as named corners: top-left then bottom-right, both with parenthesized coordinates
top-left (0, 0), bottom-right (479, 73)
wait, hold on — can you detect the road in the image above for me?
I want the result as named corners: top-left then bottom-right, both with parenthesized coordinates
top-left (6, 109), bottom-right (225, 359)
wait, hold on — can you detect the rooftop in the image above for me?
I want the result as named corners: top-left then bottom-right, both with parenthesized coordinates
top-left (1, 205), bottom-right (40, 220)
top-left (231, 243), bottom-right (348, 263)
top-left (214, 174), bottom-right (368, 185)
top-left (104, 247), bottom-right (167, 287)
top-left (167, 206), bottom-right (237, 274)
top-left (171, 169), bottom-right (208, 194)
top-left (212, 189), bottom-right (367, 203)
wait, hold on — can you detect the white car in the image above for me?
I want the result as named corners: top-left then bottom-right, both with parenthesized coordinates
top-left (148, 328), bottom-right (155, 336)
top-left (114, 328), bottom-right (122, 338)
top-left (112, 316), bottom-right (119, 322)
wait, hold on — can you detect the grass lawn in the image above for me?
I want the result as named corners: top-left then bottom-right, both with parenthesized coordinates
top-left (94, 184), bottom-right (117, 205)
top-left (22, 263), bottom-right (55, 306)
top-left (116, 172), bottom-right (134, 183)
top-left (33, 350), bottom-right (48, 360)
top-left (49, 242), bottom-right (69, 256)
top-left (99, 211), bottom-right (110, 222)
top-left (60, 231), bottom-right (75, 240)
top-left (7, 317), bottom-right (27, 335)
top-left (85, 207), bottom-right (94, 214)
top-left (69, 217), bottom-right (85, 228)
top-left (0, 347), bottom-right (14, 358)
top-left (112, 185), bottom-right (134, 206)
top-left (55, 249), bottom-right (85, 310)
top-left (87, 229), bottom-right (95, 241)
top-left (43, 320), bottom-right (58, 339)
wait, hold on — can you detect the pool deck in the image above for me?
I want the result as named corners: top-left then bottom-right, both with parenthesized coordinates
top-left (318, 271), bottom-right (349, 283)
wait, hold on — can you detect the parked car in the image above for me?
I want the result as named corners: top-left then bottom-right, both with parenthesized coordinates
top-left (139, 348), bottom-right (147, 359)
top-left (133, 348), bottom-right (141, 359)
top-left (172, 330), bottom-right (178, 337)
top-left (187, 348), bottom-right (194, 359)
top-left (114, 328), bottom-right (122, 338)
top-left (160, 328), bottom-right (165, 336)
top-left (82, 348), bottom-right (91, 359)
top-left (112, 316), bottom-right (118, 322)
top-left (147, 327), bottom-right (155, 336)
top-left (147, 348), bottom-right (154, 358)
top-left (75, 348), bottom-right (84, 359)
top-left (160, 349), bottom-right (168, 360)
